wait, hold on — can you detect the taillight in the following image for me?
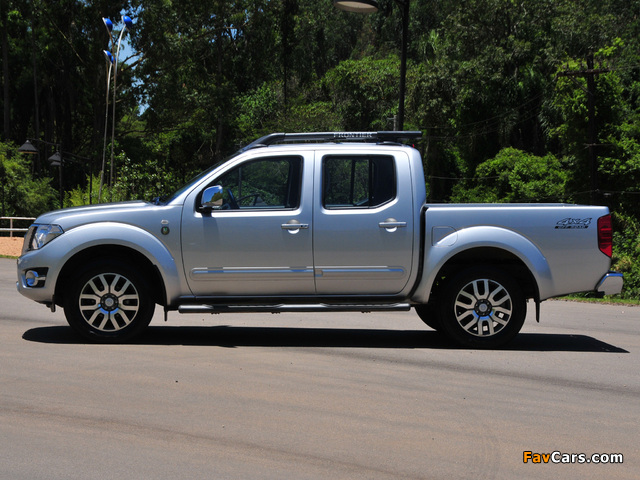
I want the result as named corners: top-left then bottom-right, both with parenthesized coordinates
top-left (597, 214), bottom-right (613, 257)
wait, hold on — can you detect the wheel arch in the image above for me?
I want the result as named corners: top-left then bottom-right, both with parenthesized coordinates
top-left (55, 245), bottom-right (167, 308)
top-left (412, 225), bottom-right (553, 307)
top-left (432, 247), bottom-right (539, 301)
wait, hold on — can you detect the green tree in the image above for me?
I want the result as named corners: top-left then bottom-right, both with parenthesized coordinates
top-left (451, 147), bottom-right (569, 204)
top-left (0, 142), bottom-right (57, 217)
top-left (322, 55), bottom-right (403, 130)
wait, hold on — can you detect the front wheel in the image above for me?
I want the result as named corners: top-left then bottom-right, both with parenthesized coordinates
top-left (63, 260), bottom-right (155, 343)
top-left (437, 267), bottom-right (526, 348)
top-left (415, 303), bottom-right (442, 331)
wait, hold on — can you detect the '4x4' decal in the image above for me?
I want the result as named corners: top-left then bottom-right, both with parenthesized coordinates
top-left (555, 218), bottom-right (592, 229)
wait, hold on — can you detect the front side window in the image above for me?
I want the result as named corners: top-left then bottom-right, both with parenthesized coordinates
top-left (323, 155), bottom-right (396, 209)
top-left (211, 156), bottom-right (302, 210)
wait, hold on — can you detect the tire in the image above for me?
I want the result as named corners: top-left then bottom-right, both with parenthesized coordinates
top-left (415, 304), bottom-right (442, 331)
top-left (437, 267), bottom-right (526, 348)
top-left (63, 260), bottom-right (155, 343)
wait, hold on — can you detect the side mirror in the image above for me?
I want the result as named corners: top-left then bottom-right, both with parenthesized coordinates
top-left (199, 185), bottom-right (224, 212)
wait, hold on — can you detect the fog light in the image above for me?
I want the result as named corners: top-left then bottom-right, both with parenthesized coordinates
top-left (25, 270), bottom-right (39, 287)
top-left (25, 269), bottom-right (46, 288)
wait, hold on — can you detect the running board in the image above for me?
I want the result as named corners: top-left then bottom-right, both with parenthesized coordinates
top-left (177, 303), bottom-right (411, 314)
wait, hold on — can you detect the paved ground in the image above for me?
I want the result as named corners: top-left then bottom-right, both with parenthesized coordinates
top-left (2, 258), bottom-right (639, 479)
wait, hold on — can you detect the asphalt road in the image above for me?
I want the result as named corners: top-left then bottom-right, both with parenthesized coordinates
top-left (1, 257), bottom-right (639, 480)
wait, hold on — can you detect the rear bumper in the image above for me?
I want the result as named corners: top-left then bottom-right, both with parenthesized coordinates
top-left (595, 271), bottom-right (624, 296)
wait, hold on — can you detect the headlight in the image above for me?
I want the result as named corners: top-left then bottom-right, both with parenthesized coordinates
top-left (22, 224), bottom-right (64, 253)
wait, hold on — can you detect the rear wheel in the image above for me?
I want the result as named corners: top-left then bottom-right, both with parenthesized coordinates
top-left (437, 267), bottom-right (526, 348)
top-left (63, 260), bottom-right (155, 343)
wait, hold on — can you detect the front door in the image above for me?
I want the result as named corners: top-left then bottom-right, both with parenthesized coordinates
top-left (313, 151), bottom-right (415, 295)
top-left (181, 153), bottom-right (315, 296)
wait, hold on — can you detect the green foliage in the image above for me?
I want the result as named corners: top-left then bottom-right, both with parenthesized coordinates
top-left (65, 174), bottom-right (102, 207)
top-left (66, 150), bottom-right (180, 205)
top-left (235, 82), bottom-right (282, 142)
top-left (281, 101), bottom-right (343, 133)
top-left (322, 55), bottom-right (402, 130)
top-left (611, 213), bottom-right (640, 300)
top-left (451, 148), bottom-right (569, 203)
top-left (0, 142), bottom-right (57, 216)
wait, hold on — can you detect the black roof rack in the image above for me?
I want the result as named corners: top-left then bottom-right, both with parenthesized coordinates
top-left (241, 131), bottom-right (422, 151)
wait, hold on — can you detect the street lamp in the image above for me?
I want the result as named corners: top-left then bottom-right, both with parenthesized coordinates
top-left (19, 139), bottom-right (63, 208)
top-left (334, 0), bottom-right (379, 13)
top-left (48, 151), bottom-right (62, 167)
top-left (17, 141), bottom-right (49, 205)
top-left (50, 150), bottom-right (94, 207)
top-left (19, 139), bottom-right (94, 208)
top-left (334, 0), bottom-right (410, 131)
top-left (48, 151), bottom-right (64, 208)
top-left (18, 140), bottom-right (39, 155)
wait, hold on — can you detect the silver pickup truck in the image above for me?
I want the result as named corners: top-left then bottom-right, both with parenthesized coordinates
top-left (17, 131), bottom-right (623, 347)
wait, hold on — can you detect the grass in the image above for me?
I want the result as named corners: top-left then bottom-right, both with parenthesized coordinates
top-left (558, 295), bottom-right (640, 306)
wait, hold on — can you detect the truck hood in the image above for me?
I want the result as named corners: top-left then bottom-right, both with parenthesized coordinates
top-left (33, 201), bottom-right (155, 230)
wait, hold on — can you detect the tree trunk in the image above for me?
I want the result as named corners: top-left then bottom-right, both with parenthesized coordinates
top-left (2, 3), bottom-right (11, 139)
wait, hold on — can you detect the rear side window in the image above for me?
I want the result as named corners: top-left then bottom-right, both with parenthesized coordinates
top-left (323, 155), bottom-right (396, 209)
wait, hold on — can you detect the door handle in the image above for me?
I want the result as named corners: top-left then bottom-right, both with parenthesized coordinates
top-left (379, 219), bottom-right (407, 229)
top-left (281, 222), bottom-right (309, 230)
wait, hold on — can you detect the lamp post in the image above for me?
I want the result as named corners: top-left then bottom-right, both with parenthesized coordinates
top-left (17, 141), bottom-right (42, 210)
top-left (19, 139), bottom-right (94, 208)
top-left (101, 15), bottom-right (133, 202)
top-left (47, 151), bottom-right (64, 208)
top-left (18, 139), bottom-right (64, 208)
top-left (334, 0), bottom-right (410, 131)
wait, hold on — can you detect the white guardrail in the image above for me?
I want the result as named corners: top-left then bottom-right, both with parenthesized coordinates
top-left (0, 217), bottom-right (36, 237)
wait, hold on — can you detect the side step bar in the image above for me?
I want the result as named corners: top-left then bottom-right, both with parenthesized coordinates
top-left (177, 303), bottom-right (412, 314)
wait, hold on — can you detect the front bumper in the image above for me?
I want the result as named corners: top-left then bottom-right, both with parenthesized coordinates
top-left (16, 252), bottom-right (58, 305)
top-left (595, 271), bottom-right (624, 296)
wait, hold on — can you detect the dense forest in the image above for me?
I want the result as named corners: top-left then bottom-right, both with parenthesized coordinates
top-left (1, 0), bottom-right (640, 298)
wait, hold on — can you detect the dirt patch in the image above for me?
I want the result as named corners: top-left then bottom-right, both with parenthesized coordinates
top-left (0, 237), bottom-right (24, 257)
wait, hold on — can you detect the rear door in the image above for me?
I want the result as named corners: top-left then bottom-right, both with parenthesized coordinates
top-left (313, 150), bottom-right (415, 295)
